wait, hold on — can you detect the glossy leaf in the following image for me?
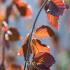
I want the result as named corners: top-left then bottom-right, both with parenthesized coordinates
top-left (38, 0), bottom-right (66, 30)
top-left (14, 0), bottom-right (33, 18)
top-left (32, 39), bottom-right (50, 55)
top-left (34, 25), bottom-right (56, 38)
top-left (52, 0), bottom-right (65, 8)
top-left (47, 13), bottom-right (59, 29)
top-left (18, 36), bottom-right (50, 58)
top-left (18, 34), bottom-right (30, 57)
top-left (5, 27), bottom-right (21, 41)
top-left (34, 52), bottom-right (55, 67)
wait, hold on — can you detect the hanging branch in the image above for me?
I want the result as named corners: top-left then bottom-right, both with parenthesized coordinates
top-left (24, 0), bottom-right (50, 70)
top-left (0, 1), bottom-right (13, 69)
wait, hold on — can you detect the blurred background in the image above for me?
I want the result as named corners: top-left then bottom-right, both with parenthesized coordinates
top-left (0, 0), bottom-right (70, 70)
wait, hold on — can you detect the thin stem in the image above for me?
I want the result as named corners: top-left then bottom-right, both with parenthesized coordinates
top-left (24, 0), bottom-right (48, 70)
